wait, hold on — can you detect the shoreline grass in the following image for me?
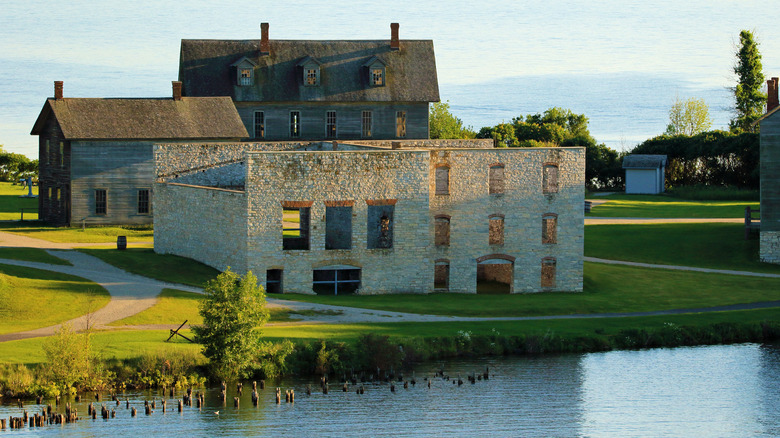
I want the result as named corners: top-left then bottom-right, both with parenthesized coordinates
top-left (586, 194), bottom-right (758, 218)
top-left (0, 222), bottom-right (153, 243)
top-left (0, 248), bottom-right (72, 266)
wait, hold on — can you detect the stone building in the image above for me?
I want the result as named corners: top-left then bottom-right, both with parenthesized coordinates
top-left (153, 141), bottom-right (585, 294)
top-left (30, 81), bottom-right (247, 226)
top-left (178, 23), bottom-right (439, 141)
top-left (758, 76), bottom-right (780, 264)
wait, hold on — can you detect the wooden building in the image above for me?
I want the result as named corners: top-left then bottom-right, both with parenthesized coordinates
top-left (31, 81), bottom-right (248, 226)
top-left (758, 77), bottom-right (780, 263)
top-left (178, 23), bottom-right (440, 141)
top-left (622, 154), bottom-right (667, 194)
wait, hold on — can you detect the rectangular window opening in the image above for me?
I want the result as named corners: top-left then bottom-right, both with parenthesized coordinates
top-left (95, 189), bottom-right (107, 215)
top-left (325, 206), bottom-right (352, 250)
top-left (396, 111), bottom-right (406, 138)
top-left (434, 263), bottom-right (450, 290)
top-left (266, 269), bottom-right (283, 294)
top-left (435, 167), bottom-right (449, 195)
top-left (542, 216), bottom-right (557, 244)
top-left (326, 111), bottom-right (337, 139)
top-left (313, 268), bottom-right (361, 295)
top-left (435, 217), bottom-right (450, 246)
top-left (362, 111), bottom-right (373, 138)
top-left (283, 207), bottom-right (310, 250)
top-left (489, 217), bottom-right (504, 245)
top-left (239, 68), bottom-right (252, 86)
top-left (541, 259), bottom-right (557, 289)
top-left (254, 111), bottom-right (265, 139)
top-left (490, 165), bottom-right (505, 195)
top-left (543, 165), bottom-right (559, 194)
top-left (290, 111), bottom-right (301, 138)
top-left (306, 68), bottom-right (318, 86)
top-left (367, 204), bottom-right (394, 249)
top-left (138, 189), bottom-right (150, 214)
top-left (372, 68), bottom-right (384, 86)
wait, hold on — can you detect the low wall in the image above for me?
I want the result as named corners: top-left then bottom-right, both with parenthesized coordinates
top-left (348, 139), bottom-right (494, 149)
top-left (761, 231), bottom-right (780, 264)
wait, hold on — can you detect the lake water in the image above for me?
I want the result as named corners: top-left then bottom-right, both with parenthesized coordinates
top-left (2, 0), bottom-right (780, 157)
top-left (2, 343), bottom-right (779, 436)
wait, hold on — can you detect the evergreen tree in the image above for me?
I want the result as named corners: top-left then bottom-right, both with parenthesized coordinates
top-left (730, 30), bottom-right (766, 132)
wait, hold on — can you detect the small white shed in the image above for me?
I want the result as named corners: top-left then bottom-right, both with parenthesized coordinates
top-left (623, 154), bottom-right (667, 194)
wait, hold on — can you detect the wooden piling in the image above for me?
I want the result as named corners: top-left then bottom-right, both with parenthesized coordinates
top-left (233, 397), bottom-right (239, 408)
top-left (131, 407), bottom-right (137, 417)
top-left (237, 382), bottom-right (243, 395)
top-left (162, 399), bottom-right (167, 413)
top-left (260, 380), bottom-right (265, 390)
top-left (390, 383), bottom-right (395, 392)
top-left (178, 400), bottom-right (183, 412)
top-left (275, 388), bottom-right (281, 404)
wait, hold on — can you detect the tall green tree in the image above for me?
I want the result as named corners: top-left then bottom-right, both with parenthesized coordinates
top-left (193, 268), bottom-right (269, 381)
top-left (429, 101), bottom-right (475, 139)
top-left (730, 30), bottom-right (766, 132)
top-left (665, 97), bottom-right (713, 136)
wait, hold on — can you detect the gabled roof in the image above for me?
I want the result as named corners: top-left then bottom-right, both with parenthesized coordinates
top-left (31, 97), bottom-right (248, 140)
top-left (178, 39), bottom-right (440, 103)
top-left (622, 154), bottom-right (668, 169)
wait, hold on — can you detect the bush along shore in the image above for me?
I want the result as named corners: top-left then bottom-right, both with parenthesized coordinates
top-left (2, 319), bottom-right (779, 400)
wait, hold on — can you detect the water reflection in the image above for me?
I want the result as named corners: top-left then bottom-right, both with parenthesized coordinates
top-left (1, 344), bottom-right (778, 436)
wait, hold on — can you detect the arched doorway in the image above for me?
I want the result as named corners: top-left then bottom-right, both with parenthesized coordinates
top-left (476, 254), bottom-right (515, 294)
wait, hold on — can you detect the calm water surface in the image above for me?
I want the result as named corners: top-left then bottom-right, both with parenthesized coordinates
top-left (2, 343), bottom-right (778, 437)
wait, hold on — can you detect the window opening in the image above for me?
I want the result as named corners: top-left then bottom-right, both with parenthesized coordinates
top-left (313, 267), bottom-right (361, 295)
top-left (435, 216), bottom-right (450, 247)
top-left (543, 164), bottom-right (559, 194)
top-left (372, 68), bottom-right (384, 86)
top-left (489, 215), bottom-right (504, 245)
top-left (59, 142), bottom-right (64, 167)
top-left (476, 256), bottom-right (514, 294)
top-left (239, 68), bottom-right (252, 86)
top-left (306, 68), bottom-right (319, 86)
top-left (290, 111), bottom-right (301, 138)
top-left (95, 189), bottom-right (107, 215)
top-left (396, 111), bottom-right (406, 138)
top-left (367, 203), bottom-right (394, 249)
top-left (138, 189), bottom-right (150, 214)
top-left (326, 205), bottom-right (352, 250)
top-left (326, 111), bottom-right (337, 139)
top-left (254, 111), bottom-right (265, 139)
top-left (283, 206), bottom-right (310, 250)
top-left (489, 165), bottom-right (505, 195)
top-left (362, 111), bottom-right (373, 138)
top-left (542, 214), bottom-right (557, 244)
top-left (435, 166), bottom-right (449, 195)
top-left (434, 260), bottom-right (450, 290)
top-left (266, 269), bottom-right (283, 294)
top-left (541, 258), bottom-right (557, 288)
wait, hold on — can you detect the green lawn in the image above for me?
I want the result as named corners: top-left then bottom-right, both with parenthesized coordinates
top-left (0, 182), bottom-right (38, 221)
top-left (0, 222), bottom-right (153, 243)
top-left (585, 223), bottom-right (780, 274)
top-left (2, 308), bottom-right (778, 365)
top-left (0, 247), bottom-right (72, 265)
top-left (0, 263), bottom-right (110, 334)
top-left (75, 247), bottom-right (219, 288)
top-left (274, 261), bottom-right (780, 317)
top-left (586, 194), bottom-right (758, 218)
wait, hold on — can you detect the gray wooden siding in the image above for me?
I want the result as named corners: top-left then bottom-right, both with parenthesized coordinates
top-left (38, 115), bottom-right (70, 225)
top-left (236, 102), bottom-right (429, 140)
top-left (761, 114), bottom-right (780, 232)
top-left (70, 141), bottom-right (155, 226)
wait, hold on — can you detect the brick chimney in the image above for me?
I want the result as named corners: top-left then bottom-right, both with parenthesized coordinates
top-left (54, 81), bottom-right (63, 100)
top-left (768, 77), bottom-right (779, 112)
top-left (172, 81), bottom-right (182, 101)
top-left (390, 23), bottom-right (400, 50)
top-left (260, 22), bottom-right (270, 55)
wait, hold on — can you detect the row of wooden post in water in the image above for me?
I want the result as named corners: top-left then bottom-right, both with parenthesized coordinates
top-left (1, 368), bottom-right (491, 430)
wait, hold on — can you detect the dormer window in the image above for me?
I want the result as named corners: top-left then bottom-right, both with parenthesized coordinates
top-left (231, 56), bottom-right (257, 87)
top-left (297, 56), bottom-right (321, 87)
top-left (363, 56), bottom-right (386, 87)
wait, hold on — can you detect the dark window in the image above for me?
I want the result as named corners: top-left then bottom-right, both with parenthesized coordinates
top-left (367, 204), bottom-right (394, 249)
top-left (435, 216), bottom-right (450, 246)
top-left (138, 189), bottom-right (150, 214)
top-left (283, 207), bottom-right (310, 250)
top-left (542, 214), bottom-right (557, 244)
top-left (543, 164), bottom-right (559, 194)
top-left (435, 166), bottom-right (449, 195)
top-left (541, 258), bottom-right (556, 288)
top-left (59, 142), bottom-right (64, 167)
top-left (95, 189), bottom-right (107, 215)
top-left (305, 68), bottom-right (319, 86)
top-left (489, 215), bottom-right (504, 245)
top-left (396, 111), bottom-right (406, 138)
top-left (290, 111), bottom-right (301, 138)
top-left (326, 111), bottom-right (337, 138)
top-left (362, 111), bottom-right (372, 138)
top-left (254, 111), bottom-right (265, 139)
top-left (326, 206), bottom-right (352, 250)
top-left (434, 260), bottom-right (449, 290)
top-left (44, 140), bottom-right (49, 164)
top-left (372, 68), bottom-right (384, 86)
top-left (266, 269), bottom-right (283, 294)
top-left (313, 268), bottom-right (361, 295)
top-left (489, 165), bottom-right (505, 194)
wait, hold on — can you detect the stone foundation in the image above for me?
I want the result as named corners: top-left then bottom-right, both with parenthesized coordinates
top-left (760, 231), bottom-right (780, 264)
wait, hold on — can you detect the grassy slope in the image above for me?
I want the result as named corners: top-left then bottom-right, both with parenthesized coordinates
top-left (2, 308), bottom-right (778, 365)
top-left (76, 248), bottom-right (219, 288)
top-left (0, 222), bottom-right (153, 243)
top-left (0, 248), bottom-right (72, 265)
top-left (0, 263), bottom-right (110, 334)
top-left (0, 182), bottom-right (38, 220)
top-left (586, 194), bottom-right (758, 218)
top-left (585, 223), bottom-right (780, 274)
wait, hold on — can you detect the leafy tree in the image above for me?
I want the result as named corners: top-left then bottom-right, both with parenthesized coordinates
top-left (665, 97), bottom-right (713, 136)
top-left (0, 150), bottom-right (37, 182)
top-left (429, 101), bottom-right (475, 139)
top-left (193, 268), bottom-right (269, 381)
top-left (730, 30), bottom-right (766, 132)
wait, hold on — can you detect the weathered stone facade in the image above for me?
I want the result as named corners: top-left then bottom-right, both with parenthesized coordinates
top-left (154, 142), bottom-right (584, 294)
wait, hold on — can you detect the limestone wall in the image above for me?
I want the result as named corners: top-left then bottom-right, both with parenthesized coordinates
top-left (760, 231), bottom-right (780, 264)
top-left (154, 183), bottom-right (248, 273)
top-left (348, 139), bottom-right (494, 149)
top-left (172, 162), bottom-right (246, 188)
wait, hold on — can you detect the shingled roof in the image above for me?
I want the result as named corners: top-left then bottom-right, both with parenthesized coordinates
top-left (31, 97), bottom-right (248, 140)
top-left (179, 39), bottom-right (440, 103)
top-left (622, 154), bottom-right (668, 169)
